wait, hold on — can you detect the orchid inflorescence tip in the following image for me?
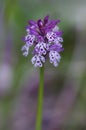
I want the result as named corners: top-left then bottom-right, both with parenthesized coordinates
top-left (21, 15), bottom-right (64, 67)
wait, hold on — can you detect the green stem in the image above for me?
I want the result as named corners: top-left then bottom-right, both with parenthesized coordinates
top-left (36, 66), bottom-right (44, 130)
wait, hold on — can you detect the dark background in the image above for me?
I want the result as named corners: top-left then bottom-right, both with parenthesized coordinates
top-left (0, 0), bottom-right (86, 130)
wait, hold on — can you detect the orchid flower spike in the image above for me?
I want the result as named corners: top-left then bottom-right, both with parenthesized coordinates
top-left (21, 15), bottom-right (64, 67)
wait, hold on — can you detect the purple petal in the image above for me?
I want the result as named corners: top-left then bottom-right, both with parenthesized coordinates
top-left (49, 19), bottom-right (61, 26)
top-left (44, 15), bottom-right (49, 25)
top-left (29, 28), bottom-right (38, 36)
top-left (55, 31), bottom-right (63, 36)
top-left (37, 19), bottom-right (43, 28)
top-left (44, 20), bottom-right (60, 33)
top-left (46, 19), bottom-right (60, 28)
top-left (36, 35), bottom-right (44, 42)
top-left (50, 44), bottom-right (64, 52)
top-left (28, 20), bottom-right (37, 27)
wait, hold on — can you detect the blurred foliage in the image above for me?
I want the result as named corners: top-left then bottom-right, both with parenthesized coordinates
top-left (0, 0), bottom-right (86, 130)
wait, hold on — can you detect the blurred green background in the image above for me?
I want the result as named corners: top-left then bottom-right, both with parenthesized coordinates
top-left (0, 0), bottom-right (86, 130)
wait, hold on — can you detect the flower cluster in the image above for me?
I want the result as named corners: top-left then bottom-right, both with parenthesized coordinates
top-left (21, 15), bottom-right (64, 67)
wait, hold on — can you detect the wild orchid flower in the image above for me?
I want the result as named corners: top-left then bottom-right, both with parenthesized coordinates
top-left (21, 15), bottom-right (64, 67)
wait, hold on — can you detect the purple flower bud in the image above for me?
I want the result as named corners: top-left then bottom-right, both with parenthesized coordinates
top-left (21, 15), bottom-right (64, 67)
top-left (44, 15), bottom-right (49, 25)
top-left (37, 19), bottom-right (43, 28)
